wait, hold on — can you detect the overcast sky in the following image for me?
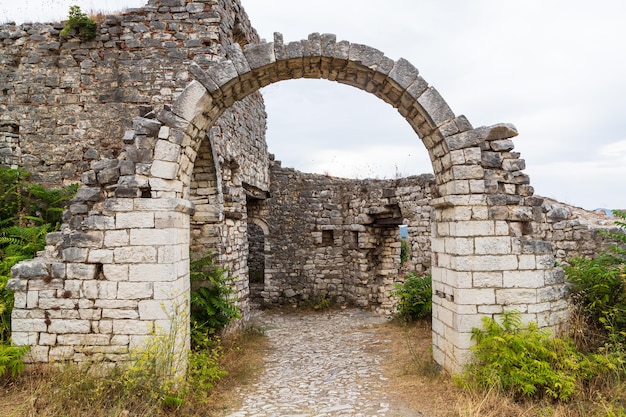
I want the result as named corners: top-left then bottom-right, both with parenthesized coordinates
top-left (1, 1), bottom-right (625, 210)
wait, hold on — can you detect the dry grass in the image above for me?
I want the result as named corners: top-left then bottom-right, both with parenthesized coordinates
top-left (1, 314), bottom-right (624, 417)
top-left (0, 326), bottom-right (269, 417)
top-left (377, 318), bottom-right (626, 417)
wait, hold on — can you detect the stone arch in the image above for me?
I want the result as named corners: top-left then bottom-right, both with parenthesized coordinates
top-left (9, 33), bottom-right (567, 374)
top-left (153, 33), bottom-right (564, 372)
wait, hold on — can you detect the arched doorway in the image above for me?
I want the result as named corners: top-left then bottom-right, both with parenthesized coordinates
top-left (9, 33), bottom-right (567, 374)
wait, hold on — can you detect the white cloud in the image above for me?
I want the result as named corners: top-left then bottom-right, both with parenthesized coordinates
top-left (1, 0), bottom-right (625, 209)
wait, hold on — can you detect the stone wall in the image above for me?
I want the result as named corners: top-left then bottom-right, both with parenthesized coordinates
top-left (4, 0), bottom-right (269, 364)
top-left (0, 0), bottom-right (267, 188)
top-left (252, 160), bottom-right (435, 312)
top-left (253, 161), bottom-right (621, 314)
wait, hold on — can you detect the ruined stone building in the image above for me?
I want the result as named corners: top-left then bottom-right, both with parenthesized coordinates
top-left (1, 0), bottom-right (620, 372)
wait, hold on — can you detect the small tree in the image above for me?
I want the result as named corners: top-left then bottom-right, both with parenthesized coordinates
top-left (60, 6), bottom-right (98, 41)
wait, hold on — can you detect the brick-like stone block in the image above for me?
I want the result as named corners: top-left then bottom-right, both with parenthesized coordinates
top-left (118, 282), bottom-right (153, 299)
top-left (129, 264), bottom-right (176, 282)
top-left (48, 320), bottom-right (91, 334)
top-left (496, 288), bottom-right (538, 305)
top-left (116, 212), bottom-right (155, 229)
top-left (474, 236), bottom-right (512, 255)
top-left (113, 319), bottom-right (154, 335)
top-left (130, 228), bottom-right (180, 245)
top-left (114, 246), bottom-right (157, 264)
top-left (454, 288), bottom-right (496, 305)
top-left (103, 264), bottom-right (129, 281)
top-left (66, 263), bottom-right (97, 280)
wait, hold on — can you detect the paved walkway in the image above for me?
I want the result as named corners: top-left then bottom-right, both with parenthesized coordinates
top-left (223, 308), bottom-right (421, 417)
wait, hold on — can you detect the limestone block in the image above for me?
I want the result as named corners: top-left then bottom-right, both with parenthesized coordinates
top-left (495, 288), bottom-right (538, 305)
top-left (11, 331), bottom-right (38, 345)
top-left (97, 281), bottom-right (118, 299)
top-left (13, 292), bottom-right (26, 308)
top-left (348, 43), bottom-right (384, 70)
top-left (117, 282), bottom-right (153, 299)
top-left (28, 278), bottom-right (63, 291)
top-left (154, 278), bottom-right (188, 300)
top-left (102, 309), bottom-right (140, 319)
top-left (450, 220), bottom-right (495, 237)
top-left (11, 260), bottom-right (48, 279)
top-left (150, 160), bottom-right (178, 180)
top-left (486, 123), bottom-right (518, 141)
top-left (453, 288), bottom-right (496, 305)
top-left (477, 304), bottom-right (504, 314)
top-left (23, 346), bottom-right (49, 363)
top-left (444, 127), bottom-right (488, 151)
top-left (129, 264), bottom-right (176, 282)
top-left (104, 230), bottom-right (130, 247)
top-left (158, 245), bottom-right (183, 263)
top-left (39, 297), bottom-right (77, 310)
top-left (114, 246), bottom-right (156, 264)
top-left (149, 177), bottom-right (183, 193)
top-left (39, 333), bottom-right (57, 346)
top-left (472, 272), bottom-right (503, 287)
top-left (154, 212), bottom-right (189, 229)
top-left (138, 300), bottom-right (173, 320)
top-left (450, 165), bottom-right (484, 180)
top-left (225, 43), bottom-right (251, 74)
top-left (87, 249), bottom-right (113, 263)
top-left (48, 319), bottom-right (91, 334)
top-left (502, 158), bottom-right (526, 171)
top-left (154, 139), bottom-right (180, 162)
top-left (171, 79), bottom-right (212, 122)
top-left (130, 228), bottom-right (180, 245)
top-left (444, 237), bottom-right (474, 255)
top-left (112, 319), bottom-right (154, 335)
top-left (244, 42), bottom-right (276, 70)
top-left (474, 236), bottom-right (512, 255)
top-left (26, 291), bottom-right (38, 309)
top-left (49, 346), bottom-right (74, 361)
top-left (517, 254), bottom-right (537, 270)
top-left (388, 58), bottom-right (418, 89)
top-left (103, 264), bottom-right (129, 281)
top-left (57, 334), bottom-right (111, 345)
top-left (503, 270), bottom-right (546, 288)
top-left (116, 212), bottom-right (155, 229)
top-left (62, 248), bottom-right (89, 262)
top-left (103, 198), bottom-right (134, 213)
top-left (66, 263), bottom-right (97, 280)
top-left (453, 254), bottom-right (518, 272)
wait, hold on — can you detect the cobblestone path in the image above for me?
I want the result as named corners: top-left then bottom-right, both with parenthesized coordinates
top-left (223, 308), bottom-right (421, 417)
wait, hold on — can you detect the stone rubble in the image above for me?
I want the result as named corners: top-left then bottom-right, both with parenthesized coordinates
top-left (224, 309), bottom-right (423, 417)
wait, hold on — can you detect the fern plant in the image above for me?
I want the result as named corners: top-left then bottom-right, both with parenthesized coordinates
top-left (455, 311), bottom-right (608, 401)
top-left (0, 344), bottom-right (29, 379)
top-left (0, 168), bottom-right (77, 344)
top-left (189, 252), bottom-right (241, 350)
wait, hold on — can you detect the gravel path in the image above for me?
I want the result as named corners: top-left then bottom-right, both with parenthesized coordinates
top-left (223, 308), bottom-right (421, 417)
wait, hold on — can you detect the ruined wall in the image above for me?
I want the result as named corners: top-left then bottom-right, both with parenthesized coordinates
top-left (253, 160), bottom-right (435, 312)
top-left (0, 0), bottom-right (270, 300)
top-left (4, 0), bottom-right (269, 363)
top-left (0, 0), bottom-right (267, 189)
top-left (253, 161), bottom-right (620, 314)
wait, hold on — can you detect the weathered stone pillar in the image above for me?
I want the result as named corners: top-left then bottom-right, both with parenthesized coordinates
top-left (8, 198), bottom-right (193, 374)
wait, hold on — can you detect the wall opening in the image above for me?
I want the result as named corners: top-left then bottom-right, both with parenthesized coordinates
top-left (247, 221), bottom-right (265, 305)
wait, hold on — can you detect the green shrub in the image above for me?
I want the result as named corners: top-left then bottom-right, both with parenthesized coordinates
top-left (565, 209), bottom-right (626, 349)
top-left (190, 252), bottom-right (241, 350)
top-left (60, 6), bottom-right (98, 41)
top-left (392, 273), bottom-right (432, 321)
top-left (400, 238), bottom-right (410, 265)
top-left (0, 168), bottom-right (77, 343)
top-left (0, 344), bottom-right (29, 379)
top-left (455, 311), bottom-right (608, 401)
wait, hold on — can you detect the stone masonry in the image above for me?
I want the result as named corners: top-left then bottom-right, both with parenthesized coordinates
top-left (4, 0), bottom-right (624, 374)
